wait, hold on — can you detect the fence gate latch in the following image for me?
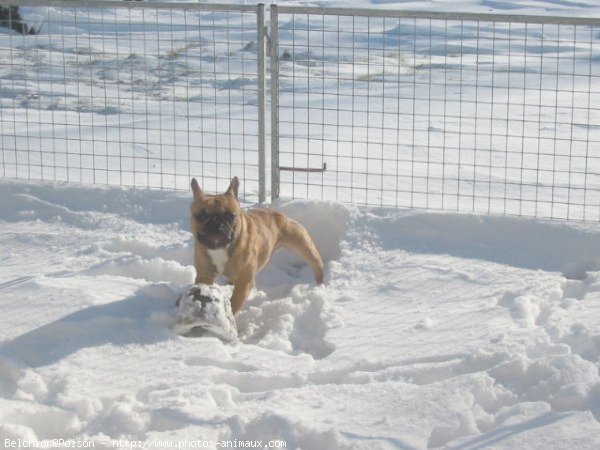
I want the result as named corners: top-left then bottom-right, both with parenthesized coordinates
top-left (279, 163), bottom-right (327, 173)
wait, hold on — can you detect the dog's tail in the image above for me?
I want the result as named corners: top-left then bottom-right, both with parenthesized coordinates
top-left (279, 218), bottom-right (324, 284)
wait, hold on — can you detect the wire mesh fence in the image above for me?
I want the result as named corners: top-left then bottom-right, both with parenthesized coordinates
top-left (270, 6), bottom-right (600, 221)
top-left (0, 0), bottom-right (265, 201)
top-left (2, 2), bottom-right (600, 220)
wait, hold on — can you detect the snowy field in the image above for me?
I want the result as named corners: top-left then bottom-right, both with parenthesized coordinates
top-left (3, 179), bottom-right (600, 449)
top-left (2, 0), bottom-right (600, 449)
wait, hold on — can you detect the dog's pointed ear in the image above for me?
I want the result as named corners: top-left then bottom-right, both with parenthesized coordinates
top-left (225, 176), bottom-right (239, 199)
top-left (191, 178), bottom-right (203, 199)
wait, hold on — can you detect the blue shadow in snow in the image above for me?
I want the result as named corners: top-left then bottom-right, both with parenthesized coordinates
top-left (448, 411), bottom-right (573, 450)
top-left (0, 285), bottom-right (177, 368)
top-left (362, 210), bottom-right (600, 279)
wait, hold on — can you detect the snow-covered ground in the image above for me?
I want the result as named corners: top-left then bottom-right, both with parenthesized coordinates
top-left (283, 0), bottom-right (600, 16)
top-left (2, 179), bottom-right (600, 448)
top-left (2, 0), bottom-right (600, 448)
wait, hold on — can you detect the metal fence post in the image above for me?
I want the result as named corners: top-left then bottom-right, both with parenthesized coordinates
top-left (269, 3), bottom-right (280, 201)
top-left (257, 3), bottom-right (266, 202)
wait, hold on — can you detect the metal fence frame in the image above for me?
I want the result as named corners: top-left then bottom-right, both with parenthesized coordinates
top-left (269, 5), bottom-right (600, 221)
top-left (3, 1), bottom-right (600, 221)
top-left (0, 0), bottom-right (267, 201)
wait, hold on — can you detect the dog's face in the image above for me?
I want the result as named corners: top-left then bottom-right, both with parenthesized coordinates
top-left (190, 177), bottom-right (241, 250)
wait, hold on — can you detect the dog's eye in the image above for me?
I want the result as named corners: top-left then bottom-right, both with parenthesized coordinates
top-left (194, 211), bottom-right (208, 221)
top-left (225, 212), bottom-right (236, 221)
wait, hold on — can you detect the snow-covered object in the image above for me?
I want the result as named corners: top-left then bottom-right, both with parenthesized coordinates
top-left (173, 284), bottom-right (237, 342)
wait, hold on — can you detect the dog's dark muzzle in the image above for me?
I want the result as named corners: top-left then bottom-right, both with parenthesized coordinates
top-left (196, 213), bottom-right (236, 249)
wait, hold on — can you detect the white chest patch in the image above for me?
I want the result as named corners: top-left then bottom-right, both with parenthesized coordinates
top-left (207, 248), bottom-right (229, 275)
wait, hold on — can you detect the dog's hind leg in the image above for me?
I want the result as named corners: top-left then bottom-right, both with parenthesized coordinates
top-left (278, 219), bottom-right (324, 285)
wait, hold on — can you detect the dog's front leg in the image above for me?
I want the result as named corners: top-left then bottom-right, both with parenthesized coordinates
top-left (230, 271), bottom-right (255, 315)
top-left (194, 258), bottom-right (216, 284)
top-left (194, 245), bottom-right (216, 284)
top-left (195, 271), bottom-right (216, 285)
